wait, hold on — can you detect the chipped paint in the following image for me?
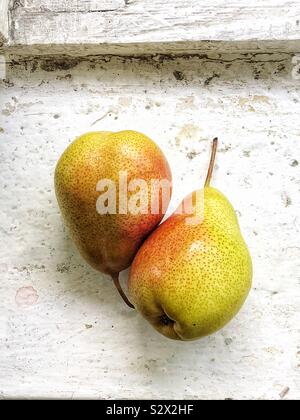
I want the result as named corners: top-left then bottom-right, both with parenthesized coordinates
top-left (15, 286), bottom-right (39, 307)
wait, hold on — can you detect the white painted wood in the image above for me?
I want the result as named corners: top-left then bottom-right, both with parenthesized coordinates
top-left (5, 0), bottom-right (300, 55)
top-left (21, 0), bottom-right (124, 12)
top-left (0, 0), bottom-right (9, 44)
top-left (0, 52), bottom-right (299, 400)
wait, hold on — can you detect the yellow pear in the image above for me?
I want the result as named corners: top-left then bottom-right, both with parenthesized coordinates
top-left (128, 138), bottom-right (252, 339)
top-left (55, 130), bottom-right (172, 307)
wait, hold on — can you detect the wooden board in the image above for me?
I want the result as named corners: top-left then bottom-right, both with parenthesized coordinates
top-left (0, 0), bottom-right (9, 45)
top-left (0, 52), bottom-right (299, 400)
top-left (3, 0), bottom-right (300, 55)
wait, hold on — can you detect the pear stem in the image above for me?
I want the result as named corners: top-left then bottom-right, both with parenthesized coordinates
top-left (204, 137), bottom-right (218, 188)
top-left (112, 273), bottom-right (135, 309)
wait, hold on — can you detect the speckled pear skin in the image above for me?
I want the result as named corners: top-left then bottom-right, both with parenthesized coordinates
top-left (128, 187), bottom-right (252, 341)
top-left (55, 130), bottom-right (172, 276)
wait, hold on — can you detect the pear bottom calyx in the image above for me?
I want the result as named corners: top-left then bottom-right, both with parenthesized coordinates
top-left (160, 313), bottom-right (174, 326)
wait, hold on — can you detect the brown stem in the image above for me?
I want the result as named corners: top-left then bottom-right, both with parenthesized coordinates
top-left (204, 137), bottom-right (218, 188)
top-left (112, 273), bottom-right (135, 309)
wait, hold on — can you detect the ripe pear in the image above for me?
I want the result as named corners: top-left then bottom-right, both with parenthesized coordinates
top-left (55, 130), bottom-right (172, 307)
top-left (128, 138), bottom-right (252, 339)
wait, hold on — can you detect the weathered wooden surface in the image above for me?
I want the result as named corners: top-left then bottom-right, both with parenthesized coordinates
top-left (4, 0), bottom-right (300, 55)
top-left (0, 0), bottom-right (9, 44)
top-left (0, 53), bottom-right (299, 399)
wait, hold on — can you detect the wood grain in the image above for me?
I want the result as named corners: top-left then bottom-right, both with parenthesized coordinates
top-left (0, 0), bottom-right (9, 44)
top-left (19, 0), bottom-right (124, 12)
top-left (5, 0), bottom-right (300, 55)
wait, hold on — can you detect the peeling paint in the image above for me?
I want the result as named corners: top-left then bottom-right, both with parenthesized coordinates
top-left (15, 286), bottom-right (39, 307)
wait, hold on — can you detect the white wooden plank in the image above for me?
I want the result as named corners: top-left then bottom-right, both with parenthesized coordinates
top-left (0, 52), bottom-right (299, 400)
top-left (5, 0), bottom-right (300, 55)
top-left (0, 0), bottom-right (9, 44)
top-left (20, 0), bottom-right (124, 12)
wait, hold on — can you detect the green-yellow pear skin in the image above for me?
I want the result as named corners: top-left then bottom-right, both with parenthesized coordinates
top-left (128, 139), bottom-right (252, 340)
top-left (55, 131), bottom-right (172, 307)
